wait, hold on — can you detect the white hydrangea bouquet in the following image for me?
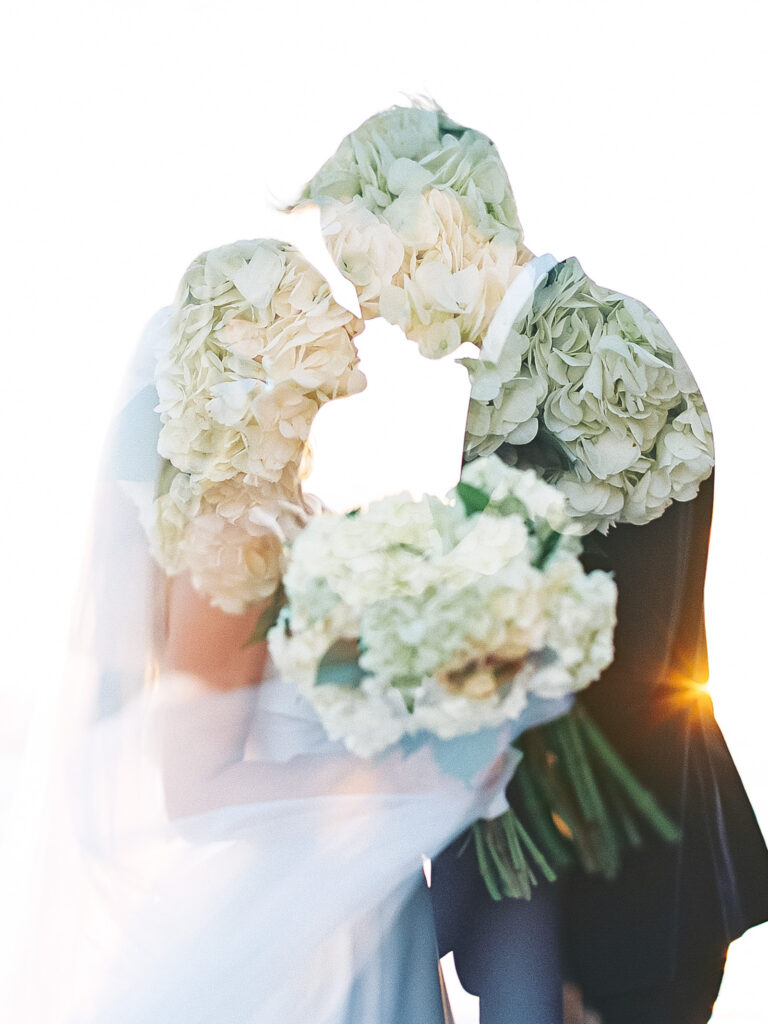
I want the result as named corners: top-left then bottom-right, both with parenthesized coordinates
top-left (462, 254), bottom-right (715, 533)
top-left (267, 456), bottom-right (617, 758)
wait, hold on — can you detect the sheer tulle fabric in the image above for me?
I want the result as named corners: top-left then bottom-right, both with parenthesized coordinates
top-left (3, 310), bottom-right (569, 1023)
top-left (16, 668), bottom-right (518, 1023)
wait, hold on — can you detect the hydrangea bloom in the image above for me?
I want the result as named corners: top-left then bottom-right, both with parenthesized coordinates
top-left (299, 106), bottom-right (532, 357)
top-left (155, 239), bottom-right (364, 484)
top-left (462, 256), bottom-right (715, 532)
top-left (149, 240), bottom-right (364, 610)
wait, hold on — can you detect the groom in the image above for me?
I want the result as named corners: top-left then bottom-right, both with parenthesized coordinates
top-left (431, 473), bottom-right (768, 1023)
top-left (296, 101), bottom-right (768, 1022)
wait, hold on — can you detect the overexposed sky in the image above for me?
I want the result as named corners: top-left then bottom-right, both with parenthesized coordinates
top-left (2, 1), bottom-right (767, 1018)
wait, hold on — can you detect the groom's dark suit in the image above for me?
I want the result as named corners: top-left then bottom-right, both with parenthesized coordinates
top-left (432, 474), bottom-right (768, 1023)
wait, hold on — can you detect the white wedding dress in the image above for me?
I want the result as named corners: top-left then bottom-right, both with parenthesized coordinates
top-left (2, 310), bottom-right (571, 1023)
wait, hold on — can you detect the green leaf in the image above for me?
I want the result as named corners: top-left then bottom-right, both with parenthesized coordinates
top-left (316, 639), bottom-right (368, 688)
top-left (316, 662), bottom-right (368, 687)
top-left (534, 528), bottom-right (561, 569)
top-left (245, 583), bottom-right (287, 646)
top-left (456, 482), bottom-right (491, 517)
top-left (496, 494), bottom-right (528, 519)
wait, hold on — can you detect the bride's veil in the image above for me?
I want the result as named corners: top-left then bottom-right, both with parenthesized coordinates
top-left (0, 307), bottom-right (170, 1019)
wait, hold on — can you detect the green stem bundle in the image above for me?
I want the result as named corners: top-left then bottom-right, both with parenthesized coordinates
top-left (473, 704), bottom-right (679, 900)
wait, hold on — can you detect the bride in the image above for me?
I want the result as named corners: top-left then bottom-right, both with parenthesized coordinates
top-left (4, 241), bottom-right (575, 1023)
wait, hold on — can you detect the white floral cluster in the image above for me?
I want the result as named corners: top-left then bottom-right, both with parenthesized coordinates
top-left (150, 239), bottom-right (365, 612)
top-left (300, 106), bottom-right (531, 358)
top-left (268, 456), bottom-right (617, 756)
top-left (462, 257), bottom-right (715, 533)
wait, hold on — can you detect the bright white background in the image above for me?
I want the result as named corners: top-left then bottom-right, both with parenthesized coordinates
top-left (1, 1), bottom-right (766, 1020)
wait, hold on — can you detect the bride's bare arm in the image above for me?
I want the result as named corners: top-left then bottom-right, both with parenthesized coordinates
top-left (158, 573), bottom-right (355, 817)
top-left (163, 572), bottom-right (269, 690)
